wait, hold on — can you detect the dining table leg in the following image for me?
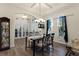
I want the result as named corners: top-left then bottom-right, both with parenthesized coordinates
top-left (33, 40), bottom-right (35, 56)
top-left (25, 37), bottom-right (27, 50)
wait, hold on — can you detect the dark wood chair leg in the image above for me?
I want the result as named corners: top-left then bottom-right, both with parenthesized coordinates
top-left (65, 46), bottom-right (75, 56)
top-left (70, 50), bottom-right (75, 55)
top-left (65, 50), bottom-right (70, 56)
top-left (42, 47), bottom-right (44, 56)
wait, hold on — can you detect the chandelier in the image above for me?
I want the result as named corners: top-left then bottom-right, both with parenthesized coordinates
top-left (35, 3), bottom-right (45, 23)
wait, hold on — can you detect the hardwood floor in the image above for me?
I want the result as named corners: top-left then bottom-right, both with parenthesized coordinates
top-left (0, 38), bottom-right (79, 56)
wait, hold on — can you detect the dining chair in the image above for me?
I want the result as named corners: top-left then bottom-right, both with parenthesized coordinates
top-left (65, 39), bottom-right (79, 56)
top-left (35, 34), bottom-right (54, 55)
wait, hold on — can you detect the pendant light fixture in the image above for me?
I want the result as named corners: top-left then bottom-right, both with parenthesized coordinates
top-left (38, 3), bottom-right (45, 23)
top-left (35, 3), bottom-right (45, 23)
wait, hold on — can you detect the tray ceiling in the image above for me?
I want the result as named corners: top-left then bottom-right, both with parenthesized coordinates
top-left (0, 3), bottom-right (79, 18)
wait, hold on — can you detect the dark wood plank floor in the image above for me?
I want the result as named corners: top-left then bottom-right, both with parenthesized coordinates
top-left (0, 38), bottom-right (79, 56)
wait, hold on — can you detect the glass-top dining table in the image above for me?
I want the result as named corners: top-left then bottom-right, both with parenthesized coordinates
top-left (25, 34), bottom-right (44, 56)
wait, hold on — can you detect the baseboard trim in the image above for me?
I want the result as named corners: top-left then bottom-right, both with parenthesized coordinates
top-left (54, 40), bottom-right (66, 45)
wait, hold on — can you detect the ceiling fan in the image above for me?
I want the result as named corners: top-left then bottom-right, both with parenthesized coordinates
top-left (30, 3), bottom-right (52, 8)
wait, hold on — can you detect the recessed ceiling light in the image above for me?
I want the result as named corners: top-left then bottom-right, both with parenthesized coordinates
top-left (22, 15), bottom-right (27, 18)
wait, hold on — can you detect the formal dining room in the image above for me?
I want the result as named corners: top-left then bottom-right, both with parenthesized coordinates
top-left (0, 3), bottom-right (79, 56)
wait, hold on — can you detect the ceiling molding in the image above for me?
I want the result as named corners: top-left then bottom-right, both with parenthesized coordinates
top-left (7, 3), bottom-right (79, 19)
top-left (43, 5), bottom-right (75, 18)
top-left (9, 4), bottom-right (39, 18)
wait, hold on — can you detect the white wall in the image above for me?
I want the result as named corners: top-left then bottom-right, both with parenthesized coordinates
top-left (48, 6), bottom-right (79, 45)
top-left (0, 4), bottom-right (34, 47)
